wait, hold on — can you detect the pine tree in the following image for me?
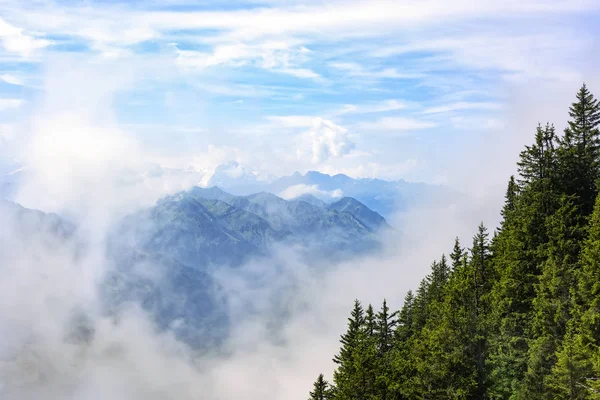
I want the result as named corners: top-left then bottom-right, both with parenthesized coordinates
top-left (389, 291), bottom-right (416, 399)
top-left (396, 291), bottom-right (415, 343)
top-left (365, 304), bottom-right (376, 337)
top-left (488, 125), bottom-right (561, 398)
top-left (309, 374), bottom-right (333, 400)
top-left (524, 195), bottom-right (587, 398)
top-left (577, 192), bottom-right (600, 335)
top-left (450, 237), bottom-right (465, 270)
top-left (517, 123), bottom-right (557, 189)
top-left (500, 175), bottom-right (518, 226)
top-left (332, 300), bottom-right (379, 400)
top-left (557, 84), bottom-right (600, 216)
top-left (549, 193), bottom-right (600, 399)
top-left (548, 323), bottom-right (594, 399)
top-left (372, 300), bottom-right (398, 400)
top-left (333, 300), bottom-right (366, 399)
top-left (375, 299), bottom-right (398, 355)
top-left (470, 223), bottom-right (492, 398)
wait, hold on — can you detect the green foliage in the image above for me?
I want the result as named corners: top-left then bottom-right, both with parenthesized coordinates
top-left (309, 374), bottom-right (333, 400)
top-left (308, 84), bottom-right (600, 400)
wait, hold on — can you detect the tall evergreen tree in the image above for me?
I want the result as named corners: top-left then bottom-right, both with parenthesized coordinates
top-left (373, 300), bottom-right (398, 400)
top-left (517, 123), bottom-right (557, 189)
top-left (333, 300), bottom-right (366, 399)
top-left (309, 374), bottom-right (333, 400)
top-left (524, 195), bottom-right (587, 398)
top-left (376, 299), bottom-right (398, 356)
top-left (557, 84), bottom-right (600, 216)
top-left (500, 175), bottom-right (519, 226)
top-left (548, 193), bottom-right (600, 399)
top-left (396, 291), bottom-right (415, 343)
top-left (470, 223), bottom-right (492, 398)
top-left (450, 237), bottom-right (465, 270)
top-left (488, 125), bottom-right (561, 398)
top-left (365, 304), bottom-right (376, 337)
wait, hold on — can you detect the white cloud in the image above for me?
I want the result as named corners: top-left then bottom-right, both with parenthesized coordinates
top-left (318, 159), bottom-right (420, 181)
top-left (0, 123), bottom-right (15, 142)
top-left (450, 116), bottom-right (507, 130)
top-left (134, 1), bottom-right (599, 42)
top-left (0, 73), bottom-right (23, 86)
top-left (296, 117), bottom-right (355, 164)
top-left (0, 0), bottom-right (594, 93)
top-left (422, 101), bottom-right (502, 114)
top-left (357, 116), bottom-right (437, 132)
top-left (276, 67), bottom-right (322, 81)
top-left (0, 17), bottom-right (52, 57)
top-left (0, 98), bottom-right (25, 110)
top-left (370, 33), bottom-right (589, 81)
top-left (266, 115), bottom-right (315, 128)
top-left (329, 62), bottom-right (424, 79)
top-left (278, 184), bottom-right (343, 200)
top-left (336, 99), bottom-right (409, 115)
top-left (172, 41), bottom-right (321, 80)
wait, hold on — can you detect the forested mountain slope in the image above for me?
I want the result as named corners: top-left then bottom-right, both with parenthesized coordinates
top-left (309, 84), bottom-right (600, 400)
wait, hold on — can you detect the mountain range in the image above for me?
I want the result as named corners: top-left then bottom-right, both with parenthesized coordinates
top-left (206, 162), bottom-right (456, 218)
top-left (107, 186), bottom-right (391, 346)
top-left (0, 160), bottom-right (456, 219)
top-left (1, 185), bottom-right (391, 348)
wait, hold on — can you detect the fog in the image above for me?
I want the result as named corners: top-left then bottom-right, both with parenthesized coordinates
top-left (0, 57), bottom-right (593, 399)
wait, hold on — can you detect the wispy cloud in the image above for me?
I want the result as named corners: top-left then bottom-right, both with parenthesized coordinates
top-left (357, 117), bottom-right (438, 132)
top-left (0, 17), bottom-right (52, 57)
top-left (336, 99), bottom-right (410, 115)
top-left (172, 41), bottom-right (322, 81)
top-left (329, 62), bottom-right (425, 80)
top-left (422, 101), bottom-right (502, 115)
top-left (0, 98), bottom-right (25, 110)
top-left (0, 73), bottom-right (24, 86)
top-left (266, 115), bottom-right (316, 128)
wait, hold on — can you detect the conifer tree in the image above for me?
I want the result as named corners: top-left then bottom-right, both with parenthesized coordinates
top-left (375, 299), bottom-right (398, 355)
top-left (500, 175), bottom-right (518, 225)
top-left (549, 193), bottom-right (600, 398)
top-left (548, 323), bottom-right (594, 399)
top-left (470, 223), bottom-right (492, 398)
top-left (365, 304), bottom-right (376, 337)
top-left (524, 195), bottom-right (587, 398)
top-left (488, 126), bottom-right (561, 398)
top-left (450, 237), bottom-right (465, 270)
top-left (517, 123), bottom-right (557, 189)
top-left (333, 300), bottom-right (366, 399)
top-left (396, 291), bottom-right (414, 343)
top-left (309, 374), bottom-right (333, 400)
top-left (371, 300), bottom-right (398, 400)
top-left (557, 84), bottom-right (600, 216)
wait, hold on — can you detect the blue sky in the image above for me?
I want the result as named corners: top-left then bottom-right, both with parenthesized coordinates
top-left (0, 0), bottom-right (599, 185)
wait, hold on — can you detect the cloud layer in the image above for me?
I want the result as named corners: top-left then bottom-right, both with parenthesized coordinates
top-left (0, 0), bottom-right (597, 183)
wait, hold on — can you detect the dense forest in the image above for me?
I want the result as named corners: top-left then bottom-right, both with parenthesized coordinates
top-left (308, 84), bottom-right (600, 399)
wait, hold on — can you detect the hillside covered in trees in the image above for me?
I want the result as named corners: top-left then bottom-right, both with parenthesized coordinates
top-left (308, 84), bottom-right (600, 400)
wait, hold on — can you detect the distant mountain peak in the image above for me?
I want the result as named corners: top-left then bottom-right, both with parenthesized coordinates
top-left (329, 196), bottom-right (389, 231)
top-left (291, 193), bottom-right (328, 208)
top-left (305, 170), bottom-right (328, 178)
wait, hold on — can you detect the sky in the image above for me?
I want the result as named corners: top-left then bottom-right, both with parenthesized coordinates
top-left (0, 0), bottom-right (599, 186)
top-left (2, 2), bottom-right (600, 398)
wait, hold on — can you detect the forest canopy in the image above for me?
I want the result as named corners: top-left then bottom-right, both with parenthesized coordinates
top-left (309, 84), bottom-right (600, 400)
